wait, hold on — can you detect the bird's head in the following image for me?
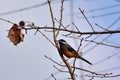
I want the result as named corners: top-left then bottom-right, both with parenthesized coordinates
top-left (58, 39), bottom-right (67, 45)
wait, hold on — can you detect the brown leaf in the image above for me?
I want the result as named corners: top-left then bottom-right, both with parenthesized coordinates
top-left (7, 24), bottom-right (24, 46)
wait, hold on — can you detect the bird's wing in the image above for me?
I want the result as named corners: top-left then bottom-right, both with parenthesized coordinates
top-left (67, 44), bottom-right (77, 54)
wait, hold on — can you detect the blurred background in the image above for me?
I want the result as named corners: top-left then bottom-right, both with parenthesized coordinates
top-left (0, 0), bottom-right (120, 80)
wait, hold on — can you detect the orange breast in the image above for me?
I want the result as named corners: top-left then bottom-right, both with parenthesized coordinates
top-left (63, 50), bottom-right (79, 58)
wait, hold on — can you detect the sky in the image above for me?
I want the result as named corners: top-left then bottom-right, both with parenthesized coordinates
top-left (0, 0), bottom-right (120, 80)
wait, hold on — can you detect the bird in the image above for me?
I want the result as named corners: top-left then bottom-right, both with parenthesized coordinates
top-left (58, 39), bottom-right (92, 65)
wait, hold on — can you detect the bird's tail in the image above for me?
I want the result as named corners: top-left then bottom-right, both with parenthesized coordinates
top-left (78, 56), bottom-right (92, 65)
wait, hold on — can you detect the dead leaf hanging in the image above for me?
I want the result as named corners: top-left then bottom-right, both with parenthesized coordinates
top-left (7, 24), bottom-right (24, 46)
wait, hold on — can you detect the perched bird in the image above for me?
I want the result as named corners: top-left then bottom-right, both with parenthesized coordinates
top-left (58, 39), bottom-right (92, 65)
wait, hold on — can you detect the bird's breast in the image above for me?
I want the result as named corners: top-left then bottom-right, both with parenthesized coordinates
top-left (61, 49), bottom-right (79, 58)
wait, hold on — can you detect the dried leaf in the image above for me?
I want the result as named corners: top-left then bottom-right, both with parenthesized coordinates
top-left (7, 24), bottom-right (24, 46)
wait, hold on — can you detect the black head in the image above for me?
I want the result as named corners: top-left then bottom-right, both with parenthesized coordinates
top-left (58, 39), bottom-right (67, 45)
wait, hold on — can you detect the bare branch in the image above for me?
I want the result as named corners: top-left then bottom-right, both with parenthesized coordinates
top-left (64, 35), bottom-right (120, 48)
top-left (95, 23), bottom-right (110, 31)
top-left (79, 8), bottom-right (95, 32)
top-left (51, 73), bottom-right (57, 80)
top-left (72, 22), bottom-right (81, 33)
top-left (77, 38), bottom-right (83, 52)
top-left (86, 73), bottom-right (120, 78)
top-left (33, 25), bottom-right (56, 47)
top-left (55, 0), bottom-right (65, 38)
top-left (53, 65), bottom-right (69, 73)
top-left (72, 58), bottom-right (77, 77)
top-left (47, 0), bottom-right (56, 44)
top-left (0, 17), bottom-right (15, 24)
top-left (23, 26), bottom-right (120, 35)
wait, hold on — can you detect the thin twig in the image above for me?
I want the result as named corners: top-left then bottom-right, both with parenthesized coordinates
top-left (77, 38), bottom-right (83, 52)
top-left (55, 18), bottom-right (67, 30)
top-left (47, 0), bottom-right (57, 45)
top-left (55, 0), bottom-right (64, 38)
top-left (84, 39), bottom-right (120, 48)
top-left (36, 27), bottom-right (55, 47)
top-left (51, 74), bottom-right (57, 80)
top-left (72, 22), bottom-right (81, 33)
top-left (0, 17), bottom-right (15, 24)
top-left (79, 8), bottom-right (95, 32)
top-left (95, 23), bottom-right (111, 31)
top-left (64, 35), bottom-right (120, 48)
top-left (53, 65), bottom-right (69, 73)
top-left (86, 73), bottom-right (120, 78)
top-left (72, 58), bottom-right (77, 76)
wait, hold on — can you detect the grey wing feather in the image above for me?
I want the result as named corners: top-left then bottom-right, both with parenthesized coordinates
top-left (66, 44), bottom-right (77, 54)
